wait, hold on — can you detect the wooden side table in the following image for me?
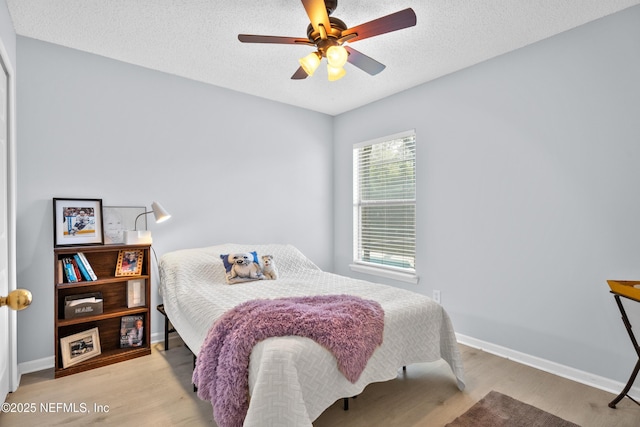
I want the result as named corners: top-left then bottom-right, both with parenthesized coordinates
top-left (608, 291), bottom-right (640, 408)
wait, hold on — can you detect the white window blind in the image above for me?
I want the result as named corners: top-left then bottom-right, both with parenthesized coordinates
top-left (353, 131), bottom-right (416, 274)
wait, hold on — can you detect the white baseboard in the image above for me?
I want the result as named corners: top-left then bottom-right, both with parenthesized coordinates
top-left (16, 332), bottom-right (640, 402)
top-left (456, 333), bottom-right (640, 401)
top-left (19, 356), bottom-right (54, 376)
top-left (18, 332), bottom-right (166, 375)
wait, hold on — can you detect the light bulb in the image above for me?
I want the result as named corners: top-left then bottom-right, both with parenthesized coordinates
top-left (299, 52), bottom-right (321, 76)
top-left (327, 64), bottom-right (346, 81)
top-left (326, 45), bottom-right (348, 67)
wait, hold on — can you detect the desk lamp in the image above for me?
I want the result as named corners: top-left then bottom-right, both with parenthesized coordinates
top-left (125, 201), bottom-right (171, 244)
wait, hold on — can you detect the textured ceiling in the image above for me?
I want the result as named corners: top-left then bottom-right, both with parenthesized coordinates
top-left (7, 0), bottom-right (640, 115)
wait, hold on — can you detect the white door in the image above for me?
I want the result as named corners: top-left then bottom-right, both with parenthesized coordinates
top-left (0, 43), bottom-right (15, 401)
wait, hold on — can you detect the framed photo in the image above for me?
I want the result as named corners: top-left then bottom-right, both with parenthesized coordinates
top-left (115, 249), bottom-right (144, 276)
top-left (127, 279), bottom-right (146, 308)
top-left (60, 327), bottom-right (101, 368)
top-left (120, 315), bottom-right (145, 348)
top-left (53, 198), bottom-right (104, 247)
top-left (103, 206), bottom-right (147, 245)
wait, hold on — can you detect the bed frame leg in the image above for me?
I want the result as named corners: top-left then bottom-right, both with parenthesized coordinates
top-left (157, 304), bottom-right (176, 351)
top-left (343, 395), bottom-right (357, 411)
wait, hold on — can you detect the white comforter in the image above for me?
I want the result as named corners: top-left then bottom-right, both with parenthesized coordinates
top-left (159, 244), bottom-right (465, 427)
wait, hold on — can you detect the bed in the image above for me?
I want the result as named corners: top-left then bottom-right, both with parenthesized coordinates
top-left (158, 243), bottom-right (465, 427)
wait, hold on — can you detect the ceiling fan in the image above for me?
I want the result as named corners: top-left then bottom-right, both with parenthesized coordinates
top-left (238, 0), bottom-right (417, 81)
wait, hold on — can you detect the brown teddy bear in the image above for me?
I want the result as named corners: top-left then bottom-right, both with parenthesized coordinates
top-left (261, 255), bottom-right (278, 280)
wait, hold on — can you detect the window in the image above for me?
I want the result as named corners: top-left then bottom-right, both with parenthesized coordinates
top-left (352, 130), bottom-right (417, 283)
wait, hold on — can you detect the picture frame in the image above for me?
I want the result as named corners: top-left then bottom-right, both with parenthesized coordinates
top-left (60, 327), bottom-right (101, 368)
top-left (53, 198), bottom-right (104, 247)
top-left (103, 206), bottom-right (147, 245)
top-left (127, 279), bottom-right (146, 308)
top-left (115, 249), bottom-right (144, 276)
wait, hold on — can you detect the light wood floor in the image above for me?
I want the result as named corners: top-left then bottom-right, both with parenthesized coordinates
top-left (2, 337), bottom-right (638, 426)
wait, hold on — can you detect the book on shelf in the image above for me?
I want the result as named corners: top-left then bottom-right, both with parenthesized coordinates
top-left (77, 252), bottom-right (98, 280)
top-left (120, 315), bottom-right (145, 348)
top-left (58, 253), bottom-right (98, 283)
top-left (57, 260), bottom-right (64, 284)
top-left (73, 254), bottom-right (92, 281)
top-left (62, 257), bottom-right (78, 283)
top-left (70, 258), bottom-right (83, 282)
top-left (73, 253), bottom-right (97, 281)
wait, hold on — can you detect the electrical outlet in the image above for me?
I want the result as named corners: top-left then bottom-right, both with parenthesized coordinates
top-left (433, 289), bottom-right (441, 304)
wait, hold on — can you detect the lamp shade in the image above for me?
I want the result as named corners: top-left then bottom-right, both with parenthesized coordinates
top-left (151, 201), bottom-right (171, 223)
top-left (327, 64), bottom-right (346, 81)
top-left (299, 52), bottom-right (321, 76)
top-left (326, 45), bottom-right (348, 68)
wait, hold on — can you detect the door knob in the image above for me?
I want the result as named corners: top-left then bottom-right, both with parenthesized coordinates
top-left (0, 289), bottom-right (32, 311)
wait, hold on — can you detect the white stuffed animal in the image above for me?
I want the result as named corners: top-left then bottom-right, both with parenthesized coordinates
top-left (226, 253), bottom-right (263, 281)
top-left (261, 255), bottom-right (278, 280)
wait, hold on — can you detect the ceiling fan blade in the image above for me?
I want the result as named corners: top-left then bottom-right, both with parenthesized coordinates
top-left (344, 46), bottom-right (385, 75)
top-left (291, 67), bottom-right (309, 80)
top-left (341, 8), bottom-right (417, 43)
top-left (301, 0), bottom-right (331, 34)
top-left (238, 34), bottom-right (313, 46)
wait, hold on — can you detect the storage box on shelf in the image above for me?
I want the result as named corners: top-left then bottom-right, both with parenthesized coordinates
top-left (54, 244), bottom-right (151, 378)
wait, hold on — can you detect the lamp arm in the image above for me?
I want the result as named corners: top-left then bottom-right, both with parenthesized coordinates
top-left (134, 211), bottom-right (152, 231)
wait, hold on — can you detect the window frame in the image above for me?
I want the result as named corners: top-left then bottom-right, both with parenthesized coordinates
top-left (350, 130), bottom-right (418, 284)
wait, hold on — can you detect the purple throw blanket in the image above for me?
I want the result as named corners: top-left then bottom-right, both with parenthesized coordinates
top-left (192, 294), bottom-right (385, 427)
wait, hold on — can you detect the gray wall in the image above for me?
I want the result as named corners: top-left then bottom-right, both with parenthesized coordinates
top-left (334, 6), bottom-right (640, 385)
top-left (15, 37), bottom-right (333, 364)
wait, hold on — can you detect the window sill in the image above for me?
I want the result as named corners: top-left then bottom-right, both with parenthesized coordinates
top-left (349, 263), bottom-right (419, 284)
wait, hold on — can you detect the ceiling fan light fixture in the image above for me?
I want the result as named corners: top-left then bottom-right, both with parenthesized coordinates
top-left (238, 3), bottom-right (417, 81)
top-left (299, 52), bottom-right (321, 76)
top-left (326, 45), bottom-right (348, 67)
top-left (327, 64), bottom-right (346, 81)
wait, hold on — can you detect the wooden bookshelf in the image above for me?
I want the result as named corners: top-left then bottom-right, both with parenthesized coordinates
top-left (53, 244), bottom-right (151, 378)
